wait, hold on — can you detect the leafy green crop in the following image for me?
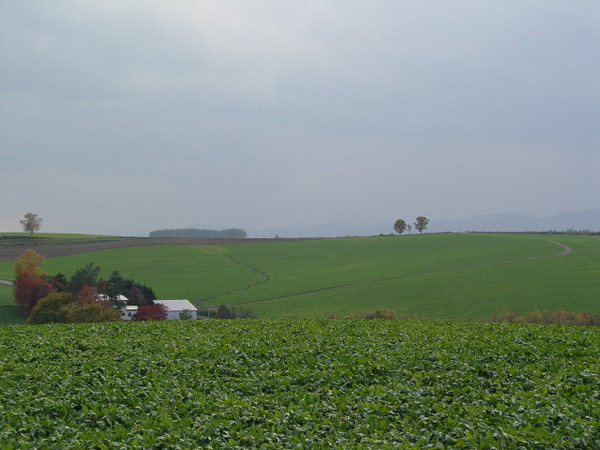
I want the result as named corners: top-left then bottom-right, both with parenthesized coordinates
top-left (1, 320), bottom-right (598, 448)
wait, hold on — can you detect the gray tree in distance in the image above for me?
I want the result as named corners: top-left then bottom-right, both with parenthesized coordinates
top-left (393, 219), bottom-right (407, 235)
top-left (20, 212), bottom-right (43, 237)
top-left (414, 216), bottom-right (429, 234)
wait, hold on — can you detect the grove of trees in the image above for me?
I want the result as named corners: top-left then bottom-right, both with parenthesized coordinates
top-left (394, 217), bottom-right (429, 235)
top-left (13, 250), bottom-right (157, 324)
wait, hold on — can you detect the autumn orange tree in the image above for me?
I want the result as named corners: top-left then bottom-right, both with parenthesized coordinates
top-left (14, 250), bottom-right (54, 312)
top-left (15, 249), bottom-right (46, 279)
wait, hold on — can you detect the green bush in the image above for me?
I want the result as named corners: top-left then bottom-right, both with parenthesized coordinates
top-left (360, 310), bottom-right (397, 320)
top-left (490, 309), bottom-right (600, 326)
top-left (28, 292), bottom-right (75, 324)
top-left (63, 303), bottom-right (121, 323)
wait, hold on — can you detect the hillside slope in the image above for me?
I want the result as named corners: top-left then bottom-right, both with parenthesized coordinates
top-left (2, 233), bottom-right (597, 321)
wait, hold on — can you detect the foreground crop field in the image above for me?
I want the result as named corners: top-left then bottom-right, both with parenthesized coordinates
top-left (0, 320), bottom-right (598, 448)
top-left (0, 233), bottom-right (598, 320)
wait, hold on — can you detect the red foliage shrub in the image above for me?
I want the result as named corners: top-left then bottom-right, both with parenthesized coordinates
top-left (132, 303), bottom-right (168, 321)
top-left (14, 270), bottom-right (55, 312)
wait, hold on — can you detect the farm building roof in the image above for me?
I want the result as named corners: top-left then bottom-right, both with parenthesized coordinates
top-left (154, 299), bottom-right (197, 311)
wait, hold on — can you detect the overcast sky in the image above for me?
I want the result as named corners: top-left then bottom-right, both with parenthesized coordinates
top-left (1, 1), bottom-right (599, 235)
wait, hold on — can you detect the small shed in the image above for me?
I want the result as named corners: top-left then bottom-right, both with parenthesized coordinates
top-left (121, 305), bottom-right (138, 320)
top-left (153, 299), bottom-right (198, 320)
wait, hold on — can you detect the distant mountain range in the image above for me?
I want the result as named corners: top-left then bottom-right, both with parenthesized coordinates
top-left (247, 209), bottom-right (600, 238)
top-left (427, 210), bottom-right (600, 234)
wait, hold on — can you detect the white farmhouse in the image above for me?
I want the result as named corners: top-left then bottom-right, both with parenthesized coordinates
top-left (154, 299), bottom-right (198, 320)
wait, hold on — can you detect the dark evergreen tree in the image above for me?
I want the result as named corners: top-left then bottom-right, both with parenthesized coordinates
top-left (68, 263), bottom-right (101, 295)
top-left (47, 273), bottom-right (68, 292)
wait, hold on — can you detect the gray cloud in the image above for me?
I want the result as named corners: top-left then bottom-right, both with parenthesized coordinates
top-left (1, 1), bottom-right (598, 235)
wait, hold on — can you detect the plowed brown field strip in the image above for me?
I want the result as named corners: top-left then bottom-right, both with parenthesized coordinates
top-left (0, 237), bottom-right (313, 262)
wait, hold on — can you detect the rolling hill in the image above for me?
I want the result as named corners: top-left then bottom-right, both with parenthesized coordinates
top-left (1, 233), bottom-right (598, 323)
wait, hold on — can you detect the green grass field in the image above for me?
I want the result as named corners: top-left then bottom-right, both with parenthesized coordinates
top-left (1, 233), bottom-right (598, 321)
top-left (3, 234), bottom-right (597, 447)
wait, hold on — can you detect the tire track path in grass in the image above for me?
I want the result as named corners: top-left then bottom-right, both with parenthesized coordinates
top-left (196, 251), bottom-right (270, 304)
top-left (224, 240), bottom-right (573, 307)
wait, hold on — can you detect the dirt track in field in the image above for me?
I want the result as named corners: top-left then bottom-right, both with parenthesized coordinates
top-left (0, 237), bottom-right (314, 263)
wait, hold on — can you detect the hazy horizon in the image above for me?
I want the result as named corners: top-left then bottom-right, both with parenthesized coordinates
top-left (2, 1), bottom-right (598, 236)
top-left (3, 208), bottom-right (599, 238)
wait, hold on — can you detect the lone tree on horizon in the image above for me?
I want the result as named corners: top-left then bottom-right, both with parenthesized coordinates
top-left (414, 216), bottom-right (429, 234)
top-left (20, 213), bottom-right (43, 237)
top-left (393, 219), bottom-right (407, 235)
